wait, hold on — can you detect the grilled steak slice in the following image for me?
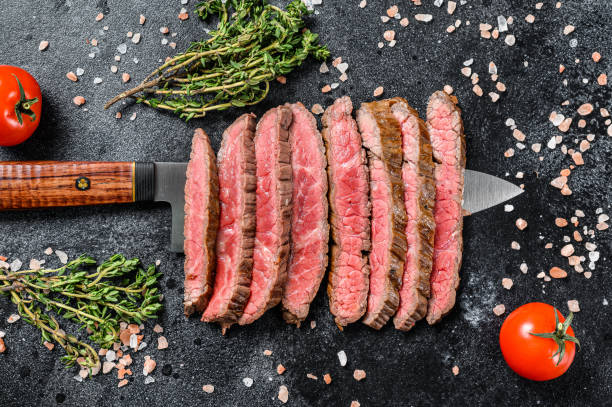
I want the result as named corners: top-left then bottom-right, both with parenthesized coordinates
top-left (184, 129), bottom-right (220, 316)
top-left (202, 114), bottom-right (257, 333)
top-left (425, 91), bottom-right (466, 325)
top-left (282, 103), bottom-right (329, 326)
top-left (239, 106), bottom-right (293, 325)
top-left (356, 100), bottom-right (407, 330)
top-left (390, 98), bottom-right (436, 331)
top-left (322, 97), bottom-right (371, 328)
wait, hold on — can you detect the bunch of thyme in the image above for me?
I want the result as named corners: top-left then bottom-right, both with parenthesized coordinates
top-left (0, 254), bottom-right (162, 371)
top-left (105, 0), bottom-right (329, 120)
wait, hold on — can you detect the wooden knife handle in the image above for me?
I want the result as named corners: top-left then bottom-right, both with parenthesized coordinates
top-left (0, 161), bottom-right (155, 210)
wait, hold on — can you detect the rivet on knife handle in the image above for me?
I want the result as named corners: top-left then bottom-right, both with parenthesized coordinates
top-left (0, 161), bottom-right (151, 210)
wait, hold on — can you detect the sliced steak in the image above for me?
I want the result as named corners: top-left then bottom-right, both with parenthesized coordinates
top-left (282, 102), bottom-right (329, 326)
top-left (238, 106), bottom-right (293, 325)
top-left (202, 114), bottom-right (257, 333)
top-left (322, 96), bottom-right (371, 328)
top-left (390, 98), bottom-right (436, 331)
top-left (184, 129), bottom-right (220, 316)
top-left (356, 100), bottom-right (407, 330)
top-left (425, 91), bottom-right (466, 325)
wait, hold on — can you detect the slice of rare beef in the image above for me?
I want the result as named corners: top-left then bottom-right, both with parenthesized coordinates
top-left (281, 102), bottom-right (329, 326)
top-left (202, 114), bottom-right (257, 333)
top-left (425, 91), bottom-right (466, 325)
top-left (390, 98), bottom-right (436, 331)
top-left (184, 129), bottom-right (220, 316)
top-left (356, 100), bottom-right (407, 330)
top-left (238, 106), bottom-right (293, 325)
top-left (322, 96), bottom-right (371, 328)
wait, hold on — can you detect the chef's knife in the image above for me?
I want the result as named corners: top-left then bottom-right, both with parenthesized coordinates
top-left (0, 162), bottom-right (523, 253)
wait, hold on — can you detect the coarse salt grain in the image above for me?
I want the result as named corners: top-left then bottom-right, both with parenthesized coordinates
top-left (95, 13), bottom-right (104, 22)
top-left (505, 35), bottom-right (516, 46)
top-left (563, 25), bottom-right (575, 35)
top-left (278, 385), bottom-right (289, 404)
top-left (515, 218), bottom-right (527, 230)
top-left (502, 278), bottom-right (513, 290)
top-left (520, 263), bottom-right (528, 273)
top-left (493, 304), bottom-right (506, 316)
top-left (373, 86), bottom-right (384, 97)
top-left (415, 14), bottom-right (433, 23)
top-left (73, 96), bottom-right (86, 106)
top-left (157, 336), bottom-right (168, 350)
top-left (203, 384), bottom-right (214, 393)
top-left (338, 350), bottom-right (347, 366)
top-left (549, 267), bottom-right (567, 279)
top-left (567, 300), bottom-right (580, 312)
top-left (39, 41), bottom-right (49, 51)
top-left (448, 1), bottom-right (457, 14)
top-left (353, 369), bottom-right (366, 381)
top-left (511, 241), bottom-right (520, 250)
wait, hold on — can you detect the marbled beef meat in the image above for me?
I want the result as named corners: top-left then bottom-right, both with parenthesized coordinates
top-left (356, 100), bottom-right (407, 330)
top-left (322, 97), bottom-right (371, 328)
top-left (390, 98), bottom-right (436, 331)
top-left (425, 91), bottom-right (466, 325)
top-left (202, 114), bottom-right (257, 333)
top-left (183, 129), bottom-right (220, 316)
top-left (282, 103), bottom-right (329, 326)
top-left (239, 106), bottom-right (293, 325)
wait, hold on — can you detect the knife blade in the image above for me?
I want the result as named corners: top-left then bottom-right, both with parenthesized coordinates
top-left (0, 162), bottom-right (522, 253)
top-left (463, 169), bottom-right (524, 215)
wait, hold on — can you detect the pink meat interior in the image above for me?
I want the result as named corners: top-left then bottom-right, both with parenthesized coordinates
top-left (284, 107), bottom-right (327, 315)
top-left (184, 134), bottom-right (212, 305)
top-left (240, 110), bottom-right (282, 320)
top-left (393, 111), bottom-right (421, 321)
top-left (202, 121), bottom-right (246, 319)
top-left (328, 101), bottom-right (370, 321)
top-left (357, 116), bottom-right (391, 315)
top-left (428, 101), bottom-right (462, 316)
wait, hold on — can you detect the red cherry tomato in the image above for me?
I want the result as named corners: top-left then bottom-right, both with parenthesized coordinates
top-left (0, 65), bottom-right (42, 147)
top-left (500, 302), bottom-right (580, 381)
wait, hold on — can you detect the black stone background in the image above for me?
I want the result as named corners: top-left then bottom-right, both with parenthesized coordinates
top-left (0, 0), bottom-right (611, 406)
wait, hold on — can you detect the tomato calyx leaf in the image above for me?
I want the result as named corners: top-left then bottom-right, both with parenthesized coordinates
top-left (530, 308), bottom-right (581, 366)
top-left (12, 74), bottom-right (39, 126)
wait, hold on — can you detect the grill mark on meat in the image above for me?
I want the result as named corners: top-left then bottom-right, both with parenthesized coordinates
top-left (202, 114), bottom-right (257, 333)
top-left (282, 102), bottom-right (329, 326)
top-left (390, 98), bottom-right (436, 331)
top-left (239, 106), bottom-right (293, 325)
top-left (425, 91), bottom-right (466, 325)
top-left (322, 97), bottom-right (371, 328)
top-left (356, 100), bottom-right (407, 330)
top-left (184, 129), bottom-right (220, 316)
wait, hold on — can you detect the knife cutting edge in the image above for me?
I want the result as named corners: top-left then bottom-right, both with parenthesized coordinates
top-left (0, 162), bottom-right (523, 253)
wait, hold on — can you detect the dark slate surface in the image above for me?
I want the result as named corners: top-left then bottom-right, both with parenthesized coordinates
top-left (0, 0), bottom-right (611, 406)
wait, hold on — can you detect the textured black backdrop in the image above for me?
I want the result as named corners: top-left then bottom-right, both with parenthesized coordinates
top-left (0, 1), bottom-right (611, 406)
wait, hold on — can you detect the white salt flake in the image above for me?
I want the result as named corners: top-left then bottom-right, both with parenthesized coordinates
top-left (504, 204), bottom-right (514, 212)
top-left (415, 14), bottom-right (433, 23)
top-left (243, 377), bottom-right (254, 387)
top-left (9, 259), bottom-right (22, 272)
top-left (497, 15), bottom-right (508, 32)
top-left (144, 376), bottom-right (155, 385)
top-left (338, 350), bottom-right (347, 366)
top-left (55, 250), bottom-right (68, 264)
top-left (76, 68), bottom-right (84, 76)
top-left (93, 77), bottom-right (103, 84)
top-left (117, 43), bottom-right (127, 54)
top-left (131, 33), bottom-right (141, 44)
top-left (505, 35), bottom-right (516, 46)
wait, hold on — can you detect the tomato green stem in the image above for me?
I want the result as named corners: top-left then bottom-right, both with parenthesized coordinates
top-left (530, 308), bottom-right (580, 366)
top-left (12, 74), bottom-right (39, 125)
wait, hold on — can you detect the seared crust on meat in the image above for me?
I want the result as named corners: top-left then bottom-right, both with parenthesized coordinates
top-left (357, 100), bottom-right (407, 330)
top-left (389, 98), bottom-right (435, 331)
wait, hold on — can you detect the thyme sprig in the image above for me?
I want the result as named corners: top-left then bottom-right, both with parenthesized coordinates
top-left (0, 254), bottom-right (163, 370)
top-left (105, 0), bottom-right (329, 120)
